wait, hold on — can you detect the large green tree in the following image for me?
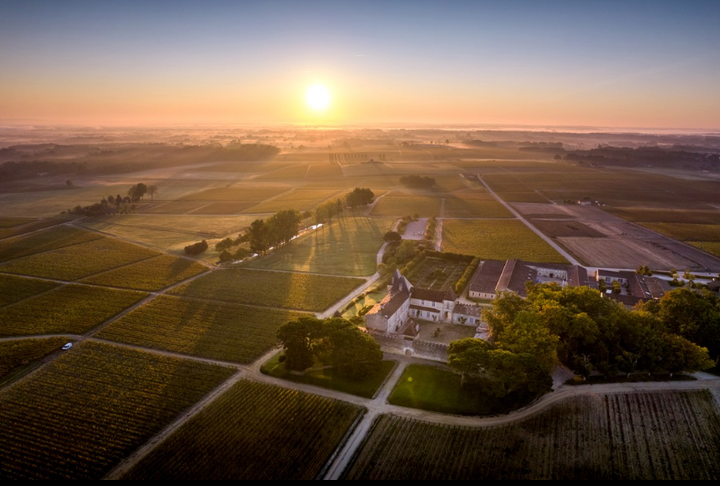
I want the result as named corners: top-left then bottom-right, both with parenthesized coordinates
top-left (448, 338), bottom-right (552, 398)
top-left (483, 283), bottom-right (715, 378)
top-left (276, 317), bottom-right (382, 378)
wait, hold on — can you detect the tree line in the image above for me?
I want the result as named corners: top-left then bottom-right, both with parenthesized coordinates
top-left (448, 284), bottom-right (717, 400)
top-left (68, 183), bottom-right (157, 216)
top-left (215, 187), bottom-right (375, 263)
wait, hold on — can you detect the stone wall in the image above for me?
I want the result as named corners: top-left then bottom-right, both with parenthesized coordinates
top-left (369, 331), bottom-right (448, 363)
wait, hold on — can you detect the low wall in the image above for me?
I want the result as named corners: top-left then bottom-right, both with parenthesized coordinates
top-left (369, 331), bottom-right (448, 363)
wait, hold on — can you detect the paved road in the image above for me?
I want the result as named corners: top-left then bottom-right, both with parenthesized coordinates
top-left (477, 176), bottom-right (581, 266)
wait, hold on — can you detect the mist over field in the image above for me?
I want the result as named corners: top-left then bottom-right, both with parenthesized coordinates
top-left (2, 0), bottom-right (720, 481)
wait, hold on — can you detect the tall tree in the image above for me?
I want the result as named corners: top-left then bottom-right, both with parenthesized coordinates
top-left (248, 219), bottom-right (269, 254)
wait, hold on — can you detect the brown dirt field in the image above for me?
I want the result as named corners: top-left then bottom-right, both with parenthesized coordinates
top-left (495, 192), bottom-right (550, 203)
top-left (557, 237), bottom-right (720, 271)
top-left (531, 220), bottom-right (606, 238)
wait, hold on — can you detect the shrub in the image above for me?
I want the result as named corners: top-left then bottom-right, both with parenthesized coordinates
top-left (184, 240), bottom-right (209, 256)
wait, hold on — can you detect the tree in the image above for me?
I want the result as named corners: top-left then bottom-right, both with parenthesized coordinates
top-left (345, 188), bottom-right (375, 209)
top-left (660, 334), bottom-right (715, 375)
top-left (493, 310), bottom-right (558, 373)
top-left (215, 238), bottom-right (234, 252)
top-left (383, 231), bottom-right (402, 243)
top-left (277, 317), bottom-right (324, 372)
top-left (148, 185), bottom-right (158, 201)
top-left (127, 183), bottom-right (148, 202)
top-left (248, 219), bottom-right (269, 254)
top-left (326, 320), bottom-right (383, 379)
top-left (184, 240), bottom-right (208, 255)
top-left (447, 338), bottom-right (552, 398)
top-left (393, 240), bottom-right (418, 264)
top-left (277, 317), bottom-right (382, 378)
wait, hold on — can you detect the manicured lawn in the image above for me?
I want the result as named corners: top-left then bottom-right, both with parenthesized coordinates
top-left (261, 354), bottom-right (396, 399)
top-left (388, 364), bottom-right (537, 416)
top-left (248, 217), bottom-right (394, 276)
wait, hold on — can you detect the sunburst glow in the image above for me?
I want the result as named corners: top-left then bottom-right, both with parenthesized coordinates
top-left (306, 84), bottom-right (331, 111)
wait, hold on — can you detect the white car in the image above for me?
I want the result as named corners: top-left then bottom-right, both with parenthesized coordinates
top-left (62, 343), bottom-right (73, 351)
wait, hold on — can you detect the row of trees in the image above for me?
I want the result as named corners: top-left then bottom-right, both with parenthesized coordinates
top-left (69, 183), bottom-right (157, 216)
top-left (277, 317), bottom-right (383, 379)
top-left (215, 188), bottom-right (375, 264)
top-left (246, 209), bottom-right (303, 254)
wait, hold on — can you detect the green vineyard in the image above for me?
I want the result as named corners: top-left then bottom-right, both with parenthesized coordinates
top-left (124, 380), bottom-right (364, 480)
top-left (98, 296), bottom-right (306, 363)
top-left (0, 285), bottom-right (148, 337)
top-left (344, 391), bottom-right (720, 480)
top-left (0, 342), bottom-right (236, 480)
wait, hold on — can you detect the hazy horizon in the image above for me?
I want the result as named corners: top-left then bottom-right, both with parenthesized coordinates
top-left (2, 0), bottom-right (720, 129)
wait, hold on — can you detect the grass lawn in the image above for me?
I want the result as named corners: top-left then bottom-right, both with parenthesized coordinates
top-left (388, 364), bottom-right (538, 416)
top-left (248, 217), bottom-right (394, 276)
top-left (442, 219), bottom-right (567, 264)
top-left (261, 354), bottom-right (396, 399)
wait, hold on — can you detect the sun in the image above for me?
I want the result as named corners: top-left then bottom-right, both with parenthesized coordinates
top-left (306, 84), bottom-right (331, 111)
